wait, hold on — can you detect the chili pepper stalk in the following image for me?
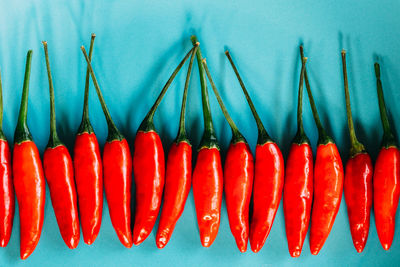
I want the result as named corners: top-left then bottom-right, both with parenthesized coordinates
top-left (300, 46), bottom-right (344, 255)
top-left (132, 46), bottom-right (194, 245)
top-left (191, 35), bottom-right (223, 247)
top-left (74, 34), bottom-right (103, 245)
top-left (13, 50), bottom-right (46, 259)
top-left (283, 57), bottom-right (314, 257)
top-left (202, 58), bottom-right (254, 252)
top-left (373, 62), bottom-right (400, 250)
top-left (0, 68), bottom-right (14, 248)
top-left (42, 41), bottom-right (80, 249)
top-left (225, 50), bottom-right (284, 253)
top-left (156, 45), bottom-right (198, 249)
top-left (341, 50), bottom-right (373, 253)
top-left (81, 45), bottom-right (133, 248)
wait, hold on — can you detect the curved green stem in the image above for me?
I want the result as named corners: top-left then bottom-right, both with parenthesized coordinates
top-left (176, 45), bottom-right (198, 144)
top-left (202, 58), bottom-right (245, 144)
top-left (191, 35), bottom-right (218, 149)
top-left (78, 33), bottom-right (96, 134)
top-left (14, 50), bottom-right (33, 144)
top-left (138, 46), bottom-right (194, 132)
top-left (0, 68), bottom-right (5, 140)
top-left (225, 50), bottom-right (272, 145)
top-left (299, 46), bottom-right (332, 145)
top-left (292, 57), bottom-right (309, 144)
top-left (42, 41), bottom-right (63, 148)
top-left (375, 63), bottom-right (397, 148)
top-left (341, 50), bottom-right (365, 156)
top-left (81, 46), bottom-right (123, 142)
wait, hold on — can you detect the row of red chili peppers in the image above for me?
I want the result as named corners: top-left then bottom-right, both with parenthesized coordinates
top-left (0, 35), bottom-right (398, 260)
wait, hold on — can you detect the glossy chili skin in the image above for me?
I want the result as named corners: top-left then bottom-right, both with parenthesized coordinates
top-left (344, 153), bottom-right (373, 253)
top-left (132, 131), bottom-right (165, 245)
top-left (283, 143), bottom-right (313, 257)
top-left (13, 141), bottom-right (45, 260)
top-left (0, 139), bottom-right (13, 247)
top-left (224, 142), bottom-right (254, 252)
top-left (43, 145), bottom-right (79, 249)
top-left (192, 147), bottom-right (223, 247)
top-left (103, 139), bottom-right (132, 248)
top-left (156, 141), bottom-right (192, 248)
top-left (74, 132), bottom-right (103, 245)
top-left (310, 142), bottom-right (344, 255)
top-left (250, 142), bottom-right (284, 253)
top-left (374, 147), bottom-right (400, 250)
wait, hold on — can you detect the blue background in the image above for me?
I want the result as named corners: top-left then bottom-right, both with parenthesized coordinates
top-left (0, 0), bottom-right (399, 266)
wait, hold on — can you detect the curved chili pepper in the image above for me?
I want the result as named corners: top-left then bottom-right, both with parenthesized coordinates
top-left (0, 68), bottom-right (14, 248)
top-left (74, 34), bottom-right (103, 245)
top-left (81, 46), bottom-right (133, 248)
top-left (203, 59), bottom-right (254, 252)
top-left (300, 46), bottom-right (344, 255)
top-left (156, 45), bottom-right (198, 249)
top-left (191, 36), bottom-right (223, 247)
top-left (132, 46), bottom-right (194, 246)
top-left (341, 50), bottom-right (373, 253)
top-left (42, 42), bottom-right (80, 249)
top-left (283, 57), bottom-right (313, 257)
top-left (225, 51), bottom-right (284, 253)
top-left (373, 63), bottom-right (400, 250)
top-left (13, 50), bottom-right (46, 260)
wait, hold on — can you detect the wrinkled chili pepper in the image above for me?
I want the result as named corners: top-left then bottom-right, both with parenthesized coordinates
top-left (74, 34), bottom-right (103, 245)
top-left (42, 42), bottom-right (80, 249)
top-left (13, 50), bottom-right (46, 260)
top-left (132, 46), bottom-right (194, 246)
top-left (191, 36), bottom-right (223, 247)
top-left (341, 50), bottom-right (373, 253)
top-left (0, 68), bottom-right (14, 248)
top-left (373, 63), bottom-right (400, 251)
top-left (202, 58), bottom-right (254, 252)
top-left (225, 51), bottom-right (284, 253)
top-left (283, 57), bottom-right (313, 257)
top-left (81, 46), bottom-right (133, 248)
top-left (156, 45), bottom-right (198, 249)
top-left (300, 46), bottom-right (344, 255)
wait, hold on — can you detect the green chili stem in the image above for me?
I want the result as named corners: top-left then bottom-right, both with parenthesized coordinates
top-left (42, 41), bottom-right (62, 147)
top-left (176, 44), bottom-right (198, 142)
top-left (224, 50), bottom-right (271, 144)
top-left (81, 46), bottom-right (123, 141)
top-left (82, 34), bottom-right (96, 122)
top-left (145, 48), bottom-right (194, 121)
top-left (341, 50), bottom-right (365, 156)
top-left (297, 57), bottom-right (307, 134)
top-left (15, 50), bottom-right (33, 140)
top-left (202, 58), bottom-right (244, 143)
top-left (190, 35), bottom-right (216, 137)
top-left (299, 46), bottom-right (324, 134)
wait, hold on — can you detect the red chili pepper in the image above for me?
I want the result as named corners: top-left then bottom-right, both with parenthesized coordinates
top-left (300, 46), bottom-right (344, 255)
top-left (191, 36), bottom-right (223, 247)
top-left (373, 63), bottom-right (400, 250)
top-left (0, 69), bottom-right (14, 248)
top-left (42, 42), bottom-right (80, 249)
top-left (132, 46), bottom-right (194, 246)
top-left (81, 46), bottom-right (133, 248)
top-left (74, 34), bottom-right (103, 245)
top-left (13, 50), bottom-right (46, 260)
top-left (283, 57), bottom-right (313, 257)
top-left (202, 58), bottom-right (254, 252)
top-left (341, 50), bottom-right (373, 253)
top-left (225, 51), bottom-right (284, 253)
top-left (156, 45), bottom-right (198, 249)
